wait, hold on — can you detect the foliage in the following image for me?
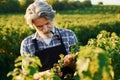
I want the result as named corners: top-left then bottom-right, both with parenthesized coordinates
top-left (52, 0), bottom-right (86, 10)
top-left (45, 0), bottom-right (88, 10)
top-left (7, 54), bottom-right (64, 80)
top-left (55, 13), bottom-right (120, 45)
top-left (87, 30), bottom-right (120, 80)
top-left (46, 0), bottom-right (57, 5)
top-left (0, 14), bottom-right (34, 80)
top-left (81, 0), bottom-right (92, 7)
top-left (98, 2), bottom-right (103, 5)
top-left (88, 30), bottom-right (120, 55)
top-left (58, 5), bottom-right (120, 14)
top-left (33, 54), bottom-right (65, 80)
top-left (7, 53), bottom-right (42, 80)
top-left (0, 53), bottom-right (14, 80)
top-left (7, 31), bottom-right (118, 80)
top-left (0, 0), bottom-right (120, 13)
top-left (19, 0), bottom-right (34, 12)
top-left (0, 12), bottom-right (120, 79)
top-left (76, 46), bottom-right (113, 80)
top-left (0, 0), bottom-right (20, 13)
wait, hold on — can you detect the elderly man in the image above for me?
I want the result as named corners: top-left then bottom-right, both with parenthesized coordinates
top-left (20, 0), bottom-right (78, 78)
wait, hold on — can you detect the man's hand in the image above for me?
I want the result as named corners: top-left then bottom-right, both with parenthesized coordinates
top-left (63, 54), bottom-right (75, 68)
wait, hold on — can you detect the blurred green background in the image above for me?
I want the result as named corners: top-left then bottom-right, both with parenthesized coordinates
top-left (0, 0), bottom-right (120, 80)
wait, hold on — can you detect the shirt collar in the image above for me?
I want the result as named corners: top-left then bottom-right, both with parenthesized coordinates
top-left (32, 32), bottom-right (40, 40)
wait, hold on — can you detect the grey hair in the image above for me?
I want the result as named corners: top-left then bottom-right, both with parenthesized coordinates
top-left (24, 0), bottom-right (56, 28)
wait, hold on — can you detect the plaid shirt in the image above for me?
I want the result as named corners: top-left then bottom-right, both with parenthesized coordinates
top-left (20, 27), bottom-right (78, 56)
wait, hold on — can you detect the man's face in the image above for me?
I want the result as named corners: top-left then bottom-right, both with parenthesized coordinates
top-left (32, 17), bottom-right (53, 35)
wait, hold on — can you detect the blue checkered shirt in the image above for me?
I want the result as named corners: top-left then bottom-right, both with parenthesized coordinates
top-left (20, 27), bottom-right (78, 56)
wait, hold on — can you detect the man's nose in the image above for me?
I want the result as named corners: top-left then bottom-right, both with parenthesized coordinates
top-left (43, 25), bottom-right (49, 32)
